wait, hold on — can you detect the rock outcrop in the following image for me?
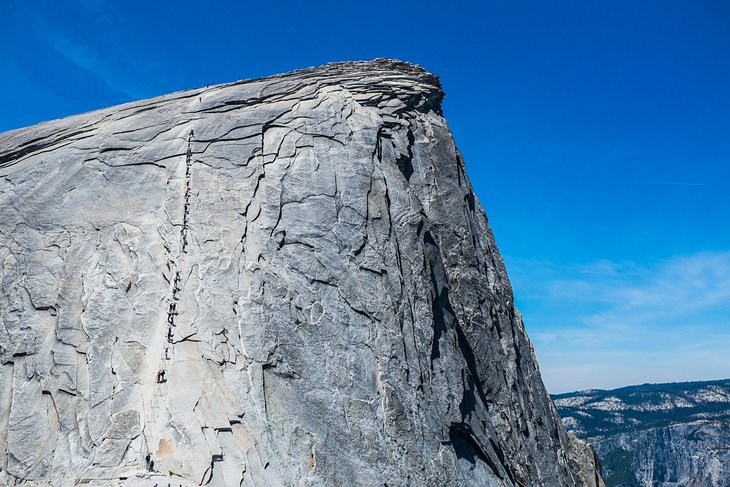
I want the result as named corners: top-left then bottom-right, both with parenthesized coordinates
top-left (0, 59), bottom-right (601, 486)
top-left (554, 379), bottom-right (730, 486)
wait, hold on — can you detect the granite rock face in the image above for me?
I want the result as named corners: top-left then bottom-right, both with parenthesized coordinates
top-left (0, 59), bottom-right (601, 486)
top-left (554, 379), bottom-right (730, 486)
top-left (593, 423), bottom-right (730, 487)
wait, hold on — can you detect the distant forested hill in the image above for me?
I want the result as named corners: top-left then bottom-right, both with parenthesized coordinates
top-left (553, 379), bottom-right (730, 487)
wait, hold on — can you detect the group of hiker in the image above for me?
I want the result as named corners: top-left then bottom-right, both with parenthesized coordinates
top-left (181, 131), bottom-right (194, 252)
top-left (167, 298), bottom-right (178, 339)
top-left (153, 135), bottom-right (193, 385)
top-left (157, 270), bottom-right (180, 385)
top-left (172, 271), bottom-right (181, 302)
top-left (147, 131), bottom-right (197, 474)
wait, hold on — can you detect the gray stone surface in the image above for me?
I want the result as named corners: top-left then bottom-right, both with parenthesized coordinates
top-left (593, 422), bottom-right (730, 487)
top-left (0, 59), bottom-right (601, 486)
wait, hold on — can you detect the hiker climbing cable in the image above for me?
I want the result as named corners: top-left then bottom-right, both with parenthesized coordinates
top-left (144, 129), bottom-right (195, 466)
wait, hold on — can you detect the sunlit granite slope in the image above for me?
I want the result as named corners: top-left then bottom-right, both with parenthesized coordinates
top-left (0, 59), bottom-right (602, 486)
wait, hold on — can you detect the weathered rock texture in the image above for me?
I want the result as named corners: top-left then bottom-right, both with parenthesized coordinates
top-left (554, 379), bottom-right (730, 486)
top-left (0, 59), bottom-right (601, 486)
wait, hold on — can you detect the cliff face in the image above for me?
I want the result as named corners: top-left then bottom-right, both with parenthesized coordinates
top-left (0, 59), bottom-right (601, 486)
top-left (554, 379), bottom-right (730, 487)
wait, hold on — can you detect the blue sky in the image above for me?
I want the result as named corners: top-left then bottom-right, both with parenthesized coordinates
top-left (1, 1), bottom-right (728, 393)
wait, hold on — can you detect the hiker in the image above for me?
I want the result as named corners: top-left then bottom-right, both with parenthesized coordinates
top-left (149, 458), bottom-right (154, 471)
top-left (168, 328), bottom-right (173, 342)
top-left (160, 370), bottom-right (166, 382)
top-left (156, 370), bottom-right (162, 383)
top-left (145, 453), bottom-right (151, 470)
top-left (164, 347), bottom-right (169, 359)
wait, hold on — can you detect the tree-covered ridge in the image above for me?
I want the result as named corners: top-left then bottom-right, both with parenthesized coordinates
top-left (552, 379), bottom-right (730, 438)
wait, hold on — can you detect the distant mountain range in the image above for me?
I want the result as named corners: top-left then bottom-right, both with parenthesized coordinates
top-left (553, 379), bottom-right (730, 487)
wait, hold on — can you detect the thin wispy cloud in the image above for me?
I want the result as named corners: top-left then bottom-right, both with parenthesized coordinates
top-left (508, 251), bottom-right (730, 392)
top-left (18, 1), bottom-right (142, 100)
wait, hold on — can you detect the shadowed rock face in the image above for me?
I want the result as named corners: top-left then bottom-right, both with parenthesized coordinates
top-left (0, 59), bottom-right (602, 486)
